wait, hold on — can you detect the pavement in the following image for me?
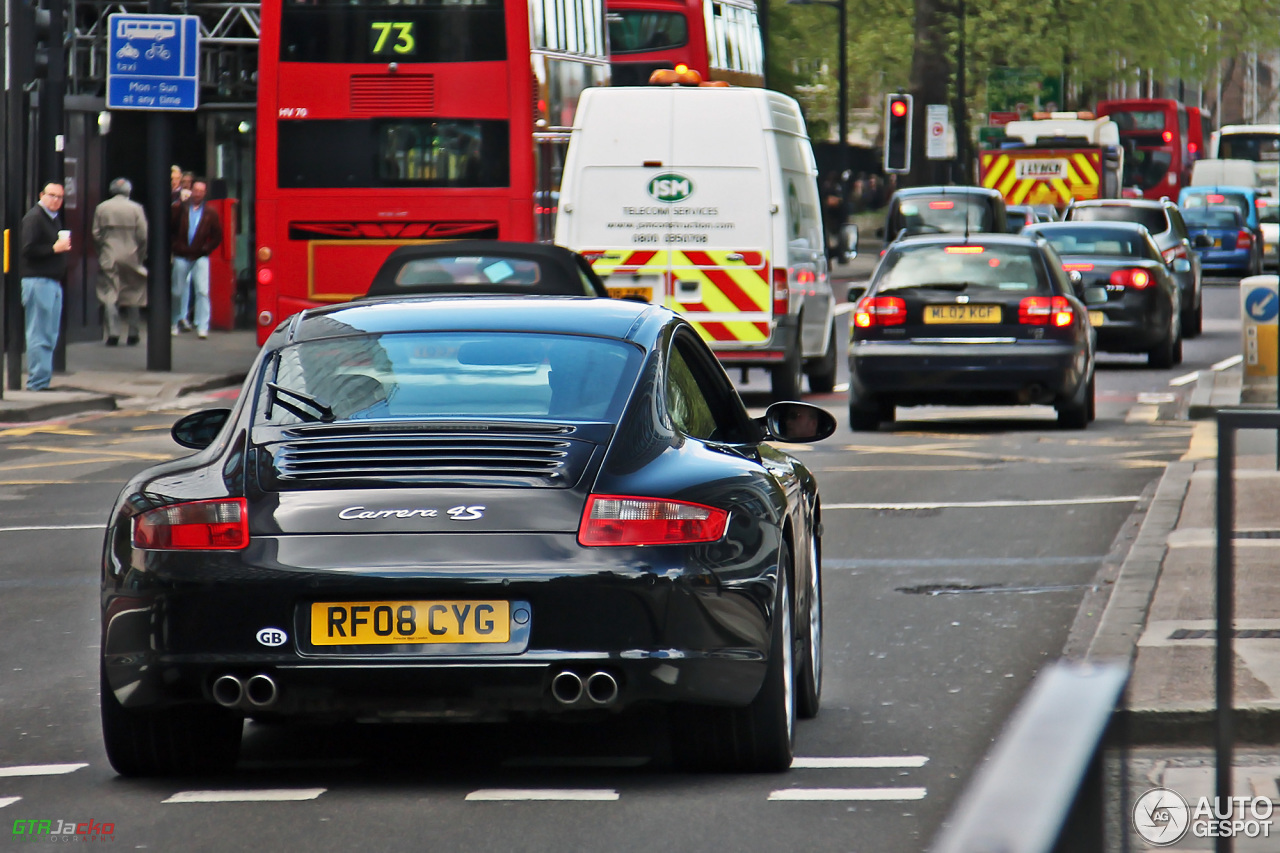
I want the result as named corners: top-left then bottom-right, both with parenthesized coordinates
top-left (0, 324), bottom-right (261, 421)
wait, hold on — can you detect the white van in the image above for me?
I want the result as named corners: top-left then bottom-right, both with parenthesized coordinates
top-left (554, 85), bottom-right (838, 400)
top-left (1190, 158), bottom-right (1260, 188)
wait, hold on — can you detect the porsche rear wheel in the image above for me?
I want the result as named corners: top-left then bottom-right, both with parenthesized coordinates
top-left (101, 662), bottom-right (242, 777)
top-left (672, 548), bottom-right (796, 772)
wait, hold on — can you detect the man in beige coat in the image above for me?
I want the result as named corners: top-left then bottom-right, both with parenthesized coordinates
top-left (92, 177), bottom-right (148, 345)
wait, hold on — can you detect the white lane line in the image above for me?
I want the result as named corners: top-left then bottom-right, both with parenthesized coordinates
top-left (466, 789), bottom-right (620, 802)
top-left (0, 525), bottom-right (101, 533)
top-left (833, 382), bottom-right (849, 393)
top-left (0, 764), bottom-right (88, 777)
top-left (163, 789), bottom-right (326, 803)
top-left (1213, 354), bottom-right (1244, 371)
top-left (768, 787), bottom-right (928, 801)
top-left (1169, 371), bottom-right (1201, 387)
top-left (0, 797), bottom-right (21, 808)
top-left (826, 496), bottom-right (1140, 510)
top-left (792, 756), bottom-right (929, 769)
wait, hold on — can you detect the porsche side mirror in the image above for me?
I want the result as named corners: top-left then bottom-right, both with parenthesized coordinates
top-left (172, 408), bottom-right (232, 450)
top-left (759, 401), bottom-right (837, 443)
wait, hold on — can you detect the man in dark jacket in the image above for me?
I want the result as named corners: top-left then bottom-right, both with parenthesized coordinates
top-left (171, 179), bottom-right (222, 338)
top-left (20, 183), bottom-right (71, 390)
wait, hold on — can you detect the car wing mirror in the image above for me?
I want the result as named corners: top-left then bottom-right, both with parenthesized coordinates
top-left (172, 408), bottom-right (232, 450)
top-left (758, 402), bottom-right (837, 442)
top-left (840, 223), bottom-right (859, 262)
top-left (1172, 257), bottom-right (1192, 273)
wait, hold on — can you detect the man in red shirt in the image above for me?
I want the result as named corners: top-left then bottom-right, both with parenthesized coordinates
top-left (170, 179), bottom-right (222, 338)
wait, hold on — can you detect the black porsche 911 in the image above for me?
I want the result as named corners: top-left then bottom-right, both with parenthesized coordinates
top-left (100, 296), bottom-right (835, 776)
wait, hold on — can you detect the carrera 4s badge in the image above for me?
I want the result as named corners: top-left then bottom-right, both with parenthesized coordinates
top-left (338, 505), bottom-right (486, 521)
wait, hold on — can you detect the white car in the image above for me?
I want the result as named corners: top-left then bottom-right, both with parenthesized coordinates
top-left (1260, 197), bottom-right (1280, 270)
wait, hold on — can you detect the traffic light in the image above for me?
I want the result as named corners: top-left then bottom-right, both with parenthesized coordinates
top-left (33, 0), bottom-right (53, 78)
top-left (884, 93), bottom-right (913, 174)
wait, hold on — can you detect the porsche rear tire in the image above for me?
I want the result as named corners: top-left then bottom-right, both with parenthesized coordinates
top-left (101, 662), bottom-right (242, 777)
top-left (796, 531), bottom-right (823, 720)
top-left (672, 548), bottom-right (796, 773)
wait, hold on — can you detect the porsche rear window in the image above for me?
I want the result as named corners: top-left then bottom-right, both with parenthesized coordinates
top-left (877, 244), bottom-right (1050, 295)
top-left (257, 332), bottom-right (642, 425)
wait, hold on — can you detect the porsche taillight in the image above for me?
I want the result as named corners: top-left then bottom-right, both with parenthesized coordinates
top-left (577, 495), bottom-right (729, 547)
top-left (133, 498), bottom-right (250, 550)
top-left (1019, 296), bottom-right (1074, 327)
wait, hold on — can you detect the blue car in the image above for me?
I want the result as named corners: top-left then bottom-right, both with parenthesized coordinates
top-left (1179, 185), bottom-right (1266, 275)
top-left (1183, 205), bottom-right (1255, 277)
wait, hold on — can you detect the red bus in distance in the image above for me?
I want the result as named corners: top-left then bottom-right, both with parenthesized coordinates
top-left (1186, 105), bottom-right (1212, 163)
top-left (254, 0), bottom-right (609, 342)
top-left (606, 0), bottom-right (763, 87)
top-left (1095, 98), bottom-right (1190, 201)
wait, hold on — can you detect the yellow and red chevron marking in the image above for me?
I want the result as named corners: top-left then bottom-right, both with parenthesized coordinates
top-left (979, 150), bottom-right (1102, 208)
top-left (585, 249), bottom-right (774, 344)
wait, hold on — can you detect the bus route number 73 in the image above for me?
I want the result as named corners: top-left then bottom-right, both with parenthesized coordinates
top-left (370, 21), bottom-right (415, 56)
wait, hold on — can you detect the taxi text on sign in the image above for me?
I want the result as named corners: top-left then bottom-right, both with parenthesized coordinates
top-left (1240, 275), bottom-right (1279, 380)
top-left (106, 14), bottom-right (201, 111)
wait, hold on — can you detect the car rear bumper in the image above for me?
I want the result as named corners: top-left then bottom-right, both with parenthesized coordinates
top-left (849, 339), bottom-right (1087, 406)
top-left (101, 538), bottom-right (781, 718)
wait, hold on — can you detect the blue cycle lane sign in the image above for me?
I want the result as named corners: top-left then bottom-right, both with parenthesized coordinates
top-left (106, 14), bottom-right (200, 111)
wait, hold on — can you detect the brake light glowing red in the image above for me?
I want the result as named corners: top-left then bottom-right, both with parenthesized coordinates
top-left (929, 200), bottom-right (955, 210)
top-left (772, 268), bottom-right (789, 315)
top-left (944, 245), bottom-right (983, 253)
top-left (1063, 263), bottom-right (1095, 272)
top-left (1207, 194), bottom-right (1226, 203)
top-left (854, 296), bottom-right (907, 328)
top-left (1019, 295), bottom-right (1074, 326)
top-left (1162, 130), bottom-right (1173, 143)
top-left (578, 495), bottom-right (729, 546)
top-left (133, 498), bottom-right (250, 550)
top-left (1110, 268), bottom-right (1153, 288)
top-left (1189, 142), bottom-right (1199, 154)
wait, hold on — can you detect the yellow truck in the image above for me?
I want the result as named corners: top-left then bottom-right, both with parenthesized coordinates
top-left (979, 114), bottom-right (1124, 212)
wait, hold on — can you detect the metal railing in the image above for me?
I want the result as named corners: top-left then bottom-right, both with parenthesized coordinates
top-left (928, 662), bottom-right (1130, 853)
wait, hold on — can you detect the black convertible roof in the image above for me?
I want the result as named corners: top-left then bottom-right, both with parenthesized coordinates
top-left (363, 241), bottom-right (609, 298)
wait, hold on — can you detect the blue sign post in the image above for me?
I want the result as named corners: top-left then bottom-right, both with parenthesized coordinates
top-left (106, 14), bottom-right (200, 111)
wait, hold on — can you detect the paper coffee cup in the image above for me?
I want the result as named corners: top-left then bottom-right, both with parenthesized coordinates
top-left (57, 230), bottom-right (70, 241)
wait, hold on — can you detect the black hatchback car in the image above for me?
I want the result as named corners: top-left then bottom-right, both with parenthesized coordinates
top-left (1024, 221), bottom-right (1182, 368)
top-left (848, 234), bottom-right (1096, 430)
top-left (1062, 199), bottom-right (1203, 337)
top-left (364, 240), bottom-right (610, 299)
top-left (100, 297), bottom-right (836, 776)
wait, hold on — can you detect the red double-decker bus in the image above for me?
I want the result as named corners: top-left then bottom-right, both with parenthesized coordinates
top-left (606, 0), bottom-right (763, 87)
top-left (254, 0), bottom-right (610, 342)
top-left (1095, 98), bottom-right (1190, 201)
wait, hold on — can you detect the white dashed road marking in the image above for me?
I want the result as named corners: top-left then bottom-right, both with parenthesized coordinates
top-left (163, 789), bottom-right (326, 803)
top-left (0, 797), bottom-right (21, 808)
top-left (466, 789), bottom-right (620, 801)
top-left (0, 764), bottom-right (88, 777)
top-left (791, 755), bottom-right (929, 769)
top-left (1213, 354), bottom-right (1244, 371)
top-left (768, 787), bottom-right (928, 801)
top-left (826, 496), bottom-right (1139, 510)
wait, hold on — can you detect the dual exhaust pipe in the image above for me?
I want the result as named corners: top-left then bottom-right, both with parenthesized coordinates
top-left (212, 673), bottom-right (278, 710)
top-left (550, 670), bottom-right (620, 707)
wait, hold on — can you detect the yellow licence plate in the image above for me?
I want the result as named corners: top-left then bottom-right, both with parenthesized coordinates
top-left (923, 304), bottom-right (1001, 324)
top-left (310, 601), bottom-right (510, 646)
top-left (1089, 310), bottom-right (1105, 327)
top-left (608, 286), bottom-right (653, 301)
top-left (1213, 238), bottom-right (1222, 248)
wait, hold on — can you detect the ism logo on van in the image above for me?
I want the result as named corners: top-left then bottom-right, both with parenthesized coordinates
top-left (647, 173), bottom-right (693, 203)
